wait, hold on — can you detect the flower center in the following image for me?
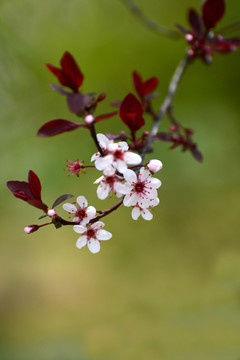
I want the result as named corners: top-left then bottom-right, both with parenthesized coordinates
top-left (76, 208), bottom-right (86, 219)
top-left (114, 149), bottom-right (124, 160)
top-left (86, 228), bottom-right (96, 239)
top-left (106, 176), bottom-right (115, 185)
top-left (135, 181), bottom-right (144, 193)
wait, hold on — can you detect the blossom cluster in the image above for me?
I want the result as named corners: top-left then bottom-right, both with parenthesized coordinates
top-left (6, 0), bottom-right (239, 254)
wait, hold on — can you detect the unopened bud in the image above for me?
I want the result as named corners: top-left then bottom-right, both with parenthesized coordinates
top-left (185, 33), bottom-right (193, 42)
top-left (47, 208), bottom-right (56, 217)
top-left (84, 114), bottom-right (94, 124)
top-left (170, 125), bottom-right (178, 132)
top-left (147, 159), bottom-right (163, 173)
top-left (24, 225), bottom-right (39, 234)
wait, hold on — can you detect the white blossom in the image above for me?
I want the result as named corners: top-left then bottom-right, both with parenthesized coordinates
top-left (74, 221), bottom-right (112, 253)
top-left (118, 167), bottom-right (161, 209)
top-left (91, 133), bottom-right (141, 174)
top-left (62, 195), bottom-right (96, 225)
top-left (94, 175), bottom-right (126, 200)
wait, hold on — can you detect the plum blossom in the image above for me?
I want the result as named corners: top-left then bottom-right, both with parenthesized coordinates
top-left (63, 196), bottom-right (96, 225)
top-left (118, 167), bottom-right (161, 209)
top-left (91, 133), bottom-right (142, 174)
top-left (94, 174), bottom-right (127, 200)
top-left (74, 221), bottom-right (112, 253)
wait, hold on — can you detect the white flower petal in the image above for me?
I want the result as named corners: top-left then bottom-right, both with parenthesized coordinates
top-left (141, 208), bottom-right (153, 220)
top-left (107, 143), bottom-right (118, 152)
top-left (116, 160), bottom-right (127, 174)
top-left (114, 182), bottom-right (130, 195)
top-left (139, 168), bottom-right (150, 182)
top-left (97, 183), bottom-right (110, 200)
top-left (149, 177), bottom-right (162, 189)
top-left (124, 151), bottom-right (142, 165)
top-left (124, 169), bottom-right (137, 184)
top-left (97, 133), bottom-right (111, 148)
top-left (73, 216), bottom-right (79, 223)
top-left (94, 175), bottom-right (104, 184)
top-left (76, 236), bottom-right (87, 249)
top-left (80, 218), bottom-right (90, 226)
top-left (96, 229), bottom-right (112, 240)
top-left (91, 221), bottom-right (105, 230)
top-left (95, 155), bottom-right (113, 171)
top-left (76, 196), bottom-right (88, 208)
top-left (62, 203), bottom-right (77, 213)
top-left (103, 166), bottom-right (116, 176)
top-left (131, 207), bottom-right (140, 220)
top-left (118, 141), bottom-right (129, 151)
top-left (73, 225), bottom-right (86, 234)
top-left (123, 192), bottom-right (138, 207)
top-left (91, 152), bottom-right (100, 162)
top-left (88, 239), bottom-right (101, 253)
top-left (86, 206), bottom-right (96, 218)
top-left (150, 197), bottom-right (160, 207)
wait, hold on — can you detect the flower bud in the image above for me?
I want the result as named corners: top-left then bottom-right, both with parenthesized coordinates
top-left (47, 208), bottom-right (56, 217)
top-left (84, 114), bottom-right (94, 125)
top-left (147, 159), bottom-right (163, 173)
top-left (24, 225), bottom-right (39, 234)
top-left (185, 34), bottom-right (193, 42)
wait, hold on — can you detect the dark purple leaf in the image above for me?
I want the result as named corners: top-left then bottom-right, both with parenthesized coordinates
top-left (202, 0), bottom-right (225, 30)
top-left (191, 148), bottom-right (203, 162)
top-left (67, 93), bottom-right (91, 113)
top-left (52, 194), bottom-right (73, 208)
top-left (49, 83), bottom-right (71, 95)
top-left (37, 119), bottom-right (84, 137)
top-left (120, 93), bottom-right (145, 132)
top-left (104, 132), bottom-right (127, 141)
top-left (188, 8), bottom-right (203, 35)
top-left (28, 170), bottom-right (41, 200)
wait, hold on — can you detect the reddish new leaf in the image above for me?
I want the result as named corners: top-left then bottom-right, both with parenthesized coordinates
top-left (60, 51), bottom-right (84, 89)
top-left (28, 170), bottom-right (42, 200)
top-left (133, 71), bottom-right (158, 100)
top-left (7, 171), bottom-right (48, 212)
top-left (37, 119), bottom-right (84, 137)
top-left (120, 93), bottom-right (145, 132)
top-left (46, 52), bottom-right (84, 92)
top-left (188, 8), bottom-right (203, 35)
top-left (52, 194), bottom-right (73, 208)
top-left (202, 0), bottom-right (225, 30)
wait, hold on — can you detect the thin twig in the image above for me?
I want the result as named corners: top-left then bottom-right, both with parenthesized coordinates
top-left (141, 53), bottom-right (191, 158)
top-left (218, 20), bottom-right (240, 35)
top-left (90, 199), bottom-right (124, 224)
top-left (120, 0), bottom-right (181, 39)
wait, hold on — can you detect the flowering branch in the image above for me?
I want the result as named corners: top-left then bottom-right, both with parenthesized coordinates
top-left (6, 0), bottom-right (240, 253)
top-left (120, 0), bottom-right (181, 38)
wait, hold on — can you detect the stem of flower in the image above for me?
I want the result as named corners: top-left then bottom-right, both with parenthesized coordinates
top-left (89, 123), bottom-right (104, 156)
top-left (89, 198), bottom-right (124, 223)
top-left (120, 0), bottom-right (181, 38)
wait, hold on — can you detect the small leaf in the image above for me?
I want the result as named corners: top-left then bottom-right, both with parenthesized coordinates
top-left (119, 93), bottom-right (145, 132)
top-left (66, 93), bottom-right (91, 113)
top-left (37, 119), bottom-right (83, 137)
top-left (202, 0), bottom-right (225, 30)
top-left (38, 214), bottom-right (48, 220)
top-left (52, 194), bottom-right (73, 208)
top-left (191, 148), bottom-right (203, 162)
top-left (188, 8), bottom-right (203, 35)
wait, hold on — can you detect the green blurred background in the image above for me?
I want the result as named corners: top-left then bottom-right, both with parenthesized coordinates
top-left (1, 0), bottom-right (240, 359)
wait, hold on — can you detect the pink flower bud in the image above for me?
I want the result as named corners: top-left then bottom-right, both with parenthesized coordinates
top-left (84, 114), bottom-right (94, 124)
top-left (147, 159), bottom-right (163, 173)
top-left (185, 34), bottom-right (193, 42)
top-left (47, 208), bottom-right (56, 217)
top-left (24, 225), bottom-right (39, 234)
